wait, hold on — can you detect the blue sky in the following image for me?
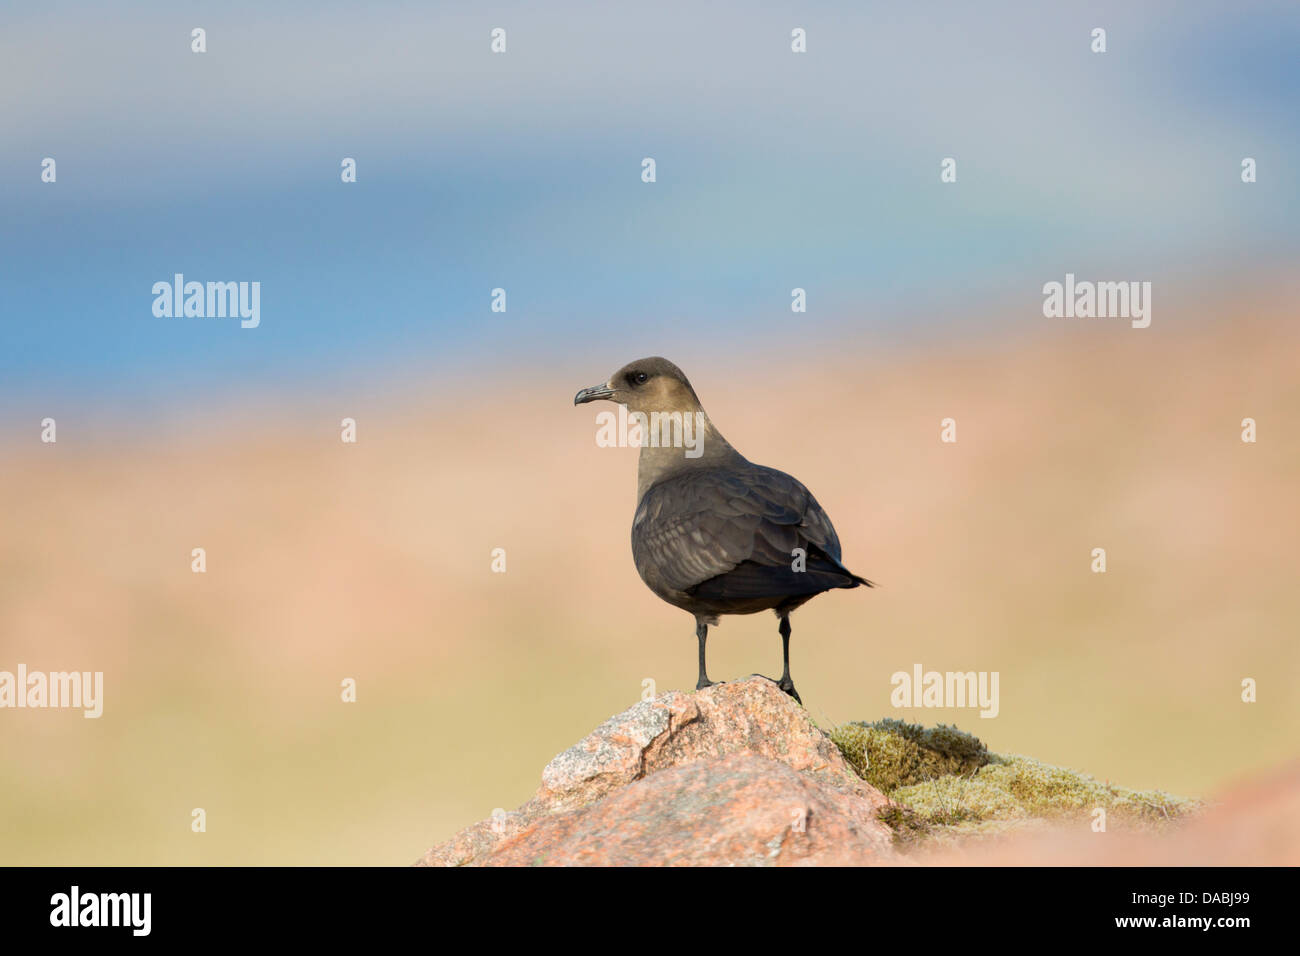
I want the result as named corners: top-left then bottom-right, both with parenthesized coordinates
top-left (2, 1), bottom-right (1297, 410)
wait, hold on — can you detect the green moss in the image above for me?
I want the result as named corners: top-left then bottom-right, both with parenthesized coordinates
top-left (893, 754), bottom-right (1199, 835)
top-left (828, 718), bottom-right (990, 791)
top-left (874, 802), bottom-right (933, 847)
top-left (830, 719), bottom-right (1201, 847)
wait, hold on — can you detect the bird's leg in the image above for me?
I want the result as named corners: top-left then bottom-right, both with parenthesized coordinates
top-left (695, 619), bottom-right (719, 691)
top-left (776, 615), bottom-right (802, 704)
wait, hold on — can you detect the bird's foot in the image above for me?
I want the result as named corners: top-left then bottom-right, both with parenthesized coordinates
top-left (776, 677), bottom-right (803, 705)
top-left (754, 676), bottom-right (800, 707)
top-left (751, 673), bottom-right (803, 705)
top-left (696, 678), bottom-right (724, 691)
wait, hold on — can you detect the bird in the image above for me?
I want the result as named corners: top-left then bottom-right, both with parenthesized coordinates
top-left (574, 357), bottom-right (872, 704)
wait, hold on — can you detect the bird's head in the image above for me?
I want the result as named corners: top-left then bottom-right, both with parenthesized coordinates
top-left (573, 357), bottom-right (702, 414)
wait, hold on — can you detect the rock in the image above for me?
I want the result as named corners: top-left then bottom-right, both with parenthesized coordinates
top-left (418, 676), bottom-right (1259, 866)
top-left (481, 754), bottom-right (893, 866)
top-left (417, 677), bottom-right (895, 866)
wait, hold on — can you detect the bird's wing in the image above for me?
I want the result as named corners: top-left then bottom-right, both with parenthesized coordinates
top-left (631, 465), bottom-right (848, 595)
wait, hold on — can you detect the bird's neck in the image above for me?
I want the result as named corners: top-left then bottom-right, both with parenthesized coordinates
top-left (635, 408), bottom-right (743, 501)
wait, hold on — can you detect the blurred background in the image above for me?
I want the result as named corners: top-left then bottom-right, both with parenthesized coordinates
top-left (1, 1), bottom-right (1297, 864)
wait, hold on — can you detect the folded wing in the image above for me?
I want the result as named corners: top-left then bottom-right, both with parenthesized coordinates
top-left (632, 465), bottom-right (868, 601)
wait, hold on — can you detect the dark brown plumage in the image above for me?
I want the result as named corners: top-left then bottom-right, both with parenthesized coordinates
top-left (574, 357), bottom-right (872, 703)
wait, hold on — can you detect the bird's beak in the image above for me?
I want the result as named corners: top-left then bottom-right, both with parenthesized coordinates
top-left (574, 382), bottom-right (616, 405)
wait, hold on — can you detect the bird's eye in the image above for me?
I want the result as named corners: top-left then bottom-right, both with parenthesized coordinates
top-left (632, 372), bottom-right (649, 385)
